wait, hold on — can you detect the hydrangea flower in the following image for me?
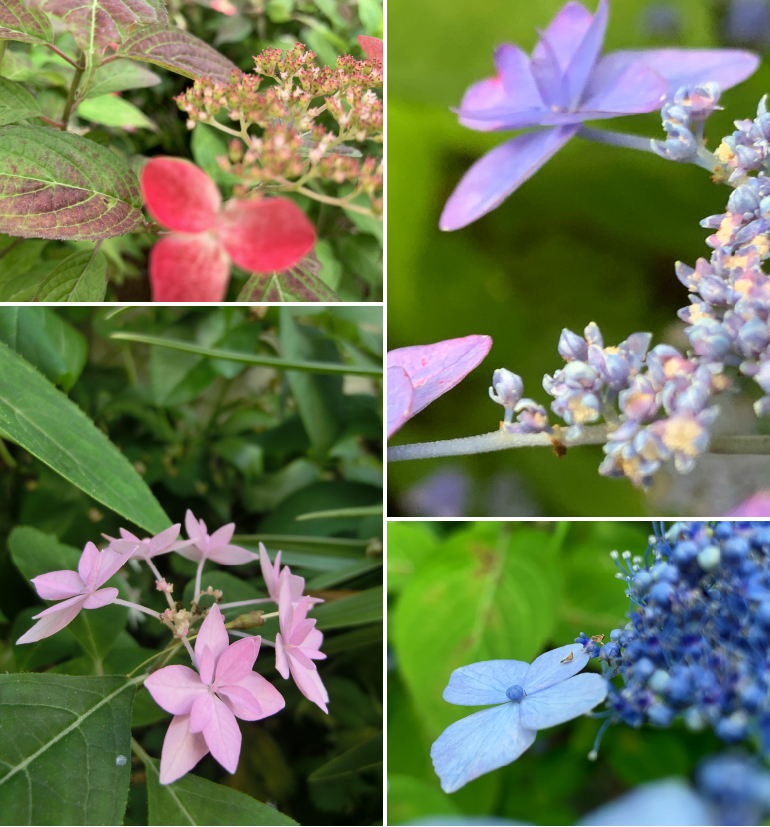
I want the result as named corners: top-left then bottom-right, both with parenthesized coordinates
top-left (145, 604), bottom-right (284, 784)
top-left (431, 643), bottom-right (607, 792)
top-left (388, 335), bottom-right (492, 437)
top-left (141, 157), bottom-right (316, 302)
top-left (275, 577), bottom-right (329, 713)
top-left (106, 524), bottom-right (193, 560)
top-left (441, 0), bottom-right (758, 230)
top-left (179, 510), bottom-right (257, 566)
top-left (16, 542), bottom-right (129, 644)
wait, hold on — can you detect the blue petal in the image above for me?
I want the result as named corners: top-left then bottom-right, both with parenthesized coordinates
top-left (578, 778), bottom-right (714, 826)
top-left (439, 126), bottom-right (578, 231)
top-left (430, 702), bottom-right (536, 793)
top-left (519, 673), bottom-right (607, 730)
top-left (522, 643), bottom-right (589, 693)
top-left (443, 660), bottom-right (530, 706)
top-left (581, 59), bottom-right (667, 115)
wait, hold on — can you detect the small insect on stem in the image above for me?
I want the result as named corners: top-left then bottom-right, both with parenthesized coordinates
top-left (591, 634), bottom-right (605, 642)
top-left (561, 652), bottom-right (574, 663)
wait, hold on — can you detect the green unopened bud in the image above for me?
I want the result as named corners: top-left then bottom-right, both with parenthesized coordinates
top-left (228, 610), bottom-right (265, 630)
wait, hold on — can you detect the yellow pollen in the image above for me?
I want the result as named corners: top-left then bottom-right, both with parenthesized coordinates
top-left (662, 419), bottom-right (702, 455)
top-left (715, 142), bottom-right (736, 163)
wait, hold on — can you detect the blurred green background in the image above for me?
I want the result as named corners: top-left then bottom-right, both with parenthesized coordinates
top-left (387, 520), bottom-right (724, 825)
top-left (387, 0), bottom-right (770, 516)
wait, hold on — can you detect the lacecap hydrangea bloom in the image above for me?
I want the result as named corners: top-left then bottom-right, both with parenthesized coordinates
top-left (441, 0), bottom-right (758, 230)
top-left (431, 643), bottom-right (606, 792)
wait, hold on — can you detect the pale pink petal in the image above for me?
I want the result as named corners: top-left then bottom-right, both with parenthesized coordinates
top-left (275, 632), bottom-right (290, 679)
top-left (198, 644), bottom-right (216, 686)
top-left (387, 335), bottom-right (494, 418)
top-left (159, 714), bottom-right (210, 785)
top-left (195, 604), bottom-right (230, 664)
top-left (16, 596), bottom-right (87, 644)
top-left (215, 637), bottom-right (259, 686)
top-left (303, 627), bottom-right (325, 654)
top-left (31, 570), bottom-right (85, 600)
top-left (174, 545), bottom-right (203, 563)
top-left (288, 618), bottom-right (316, 648)
top-left (110, 539), bottom-right (144, 557)
top-left (120, 528), bottom-right (139, 541)
top-left (220, 672), bottom-right (285, 721)
top-left (78, 542), bottom-right (100, 584)
top-left (82, 587), bottom-right (119, 609)
top-left (206, 544), bottom-right (258, 565)
top-left (289, 656), bottom-right (329, 714)
top-left (145, 665), bottom-right (207, 715)
top-left (278, 577), bottom-right (295, 635)
top-left (189, 692), bottom-right (214, 733)
top-left (278, 568), bottom-right (308, 607)
top-left (141, 157), bottom-right (221, 234)
top-left (32, 593), bottom-right (90, 619)
top-left (259, 544), bottom-right (278, 598)
top-left (288, 595), bottom-right (311, 633)
top-left (724, 492), bottom-right (770, 517)
top-left (95, 547), bottom-right (131, 585)
top-left (209, 523), bottom-right (235, 548)
top-left (387, 365), bottom-right (414, 438)
top-left (185, 509), bottom-right (202, 542)
top-left (289, 646), bottom-right (316, 670)
top-left (148, 524), bottom-right (182, 555)
top-left (202, 696), bottom-right (242, 774)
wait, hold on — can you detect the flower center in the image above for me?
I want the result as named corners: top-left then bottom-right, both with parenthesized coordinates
top-left (506, 684), bottom-right (525, 702)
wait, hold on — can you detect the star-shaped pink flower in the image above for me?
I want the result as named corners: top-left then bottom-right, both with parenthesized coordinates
top-left (144, 604), bottom-right (284, 784)
top-left (178, 510), bottom-right (257, 565)
top-left (106, 523), bottom-right (194, 560)
top-left (141, 157), bottom-right (316, 302)
top-left (275, 577), bottom-right (328, 713)
top-left (259, 542), bottom-right (323, 608)
top-left (16, 542), bottom-right (128, 644)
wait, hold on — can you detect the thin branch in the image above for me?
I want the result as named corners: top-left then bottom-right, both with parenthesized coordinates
top-left (709, 435), bottom-right (770, 454)
top-left (44, 43), bottom-right (79, 68)
top-left (387, 426), bottom-right (610, 461)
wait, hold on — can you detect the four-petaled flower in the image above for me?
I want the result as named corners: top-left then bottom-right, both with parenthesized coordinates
top-left (441, 0), bottom-right (759, 230)
top-left (431, 644), bottom-right (607, 792)
top-left (179, 509), bottom-right (257, 566)
top-left (387, 335), bottom-right (493, 437)
top-left (16, 542), bottom-right (129, 644)
top-left (141, 157), bottom-right (316, 302)
top-left (144, 604), bottom-right (285, 784)
top-left (106, 523), bottom-right (193, 560)
top-left (276, 577), bottom-right (329, 713)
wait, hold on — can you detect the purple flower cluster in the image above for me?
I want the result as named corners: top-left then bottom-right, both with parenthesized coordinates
top-left (714, 95), bottom-right (770, 181)
top-left (652, 83), bottom-right (722, 164)
top-left (595, 521), bottom-right (770, 752)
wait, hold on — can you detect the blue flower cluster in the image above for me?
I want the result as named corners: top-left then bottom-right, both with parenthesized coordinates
top-left (652, 83), bottom-right (722, 164)
top-left (595, 521), bottom-right (770, 751)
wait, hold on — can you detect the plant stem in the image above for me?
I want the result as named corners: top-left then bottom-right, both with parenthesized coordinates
top-left (708, 435), bottom-right (770, 454)
top-left (113, 598), bottom-right (163, 619)
top-left (0, 41), bottom-right (6, 75)
top-left (181, 636), bottom-right (197, 670)
top-left (61, 53), bottom-right (85, 126)
top-left (44, 43), bottom-right (79, 68)
top-left (387, 426), bottom-right (609, 461)
top-left (292, 185), bottom-right (377, 217)
top-left (36, 115), bottom-right (67, 129)
top-left (144, 557), bottom-right (176, 610)
top-left (193, 557), bottom-right (205, 603)
top-left (577, 126), bottom-right (658, 153)
top-left (218, 598), bottom-right (274, 609)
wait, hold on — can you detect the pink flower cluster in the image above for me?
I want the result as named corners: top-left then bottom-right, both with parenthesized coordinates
top-left (16, 511), bottom-right (329, 784)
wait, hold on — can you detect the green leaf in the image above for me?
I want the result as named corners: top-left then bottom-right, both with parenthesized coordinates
top-left (33, 249), bottom-right (108, 302)
top-left (0, 0), bottom-right (53, 44)
top-left (118, 25), bottom-right (239, 84)
top-left (321, 623), bottom-right (381, 654)
top-left (0, 125), bottom-right (143, 241)
top-left (357, 0), bottom-right (382, 34)
top-left (190, 122), bottom-right (231, 185)
top-left (279, 309), bottom-right (344, 455)
top-left (386, 521), bottom-right (439, 594)
top-left (9, 527), bottom-right (129, 660)
top-left (394, 525), bottom-right (559, 736)
top-left (0, 306), bottom-right (87, 390)
top-left (112, 331), bottom-right (383, 376)
top-left (312, 586), bottom-right (382, 630)
top-left (0, 341), bottom-right (171, 533)
top-left (280, 260), bottom-right (343, 301)
top-left (309, 732), bottom-right (382, 781)
top-left (296, 504), bottom-right (382, 520)
top-left (0, 236), bottom-right (47, 300)
top-left (0, 673), bottom-right (135, 824)
top-left (305, 559), bottom-right (382, 589)
top-left (39, 0), bottom-right (167, 54)
top-left (0, 75), bottom-right (41, 125)
top-left (77, 94), bottom-right (157, 130)
top-left (137, 749), bottom-right (298, 825)
top-left (85, 59), bottom-right (161, 98)
top-left (237, 272), bottom-right (286, 302)
top-left (387, 774), bottom-right (460, 825)
top-left (214, 13), bottom-right (252, 45)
